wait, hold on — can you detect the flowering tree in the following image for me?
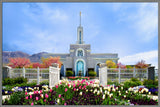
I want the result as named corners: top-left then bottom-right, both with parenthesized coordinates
top-left (106, 60), bottom-right (117, 68)
top-left (41, 56), bottom-right (62, 68)
top-left (32, 62), bottom-right (45, 68)
top-left (135, 60), bottom-right (149, 81)
top-left (8, 57), bottom-right (31, 68)
top-left (117, 62), bottom-right (126, 69)
top-left (135, 60), bottom-right (149, 68)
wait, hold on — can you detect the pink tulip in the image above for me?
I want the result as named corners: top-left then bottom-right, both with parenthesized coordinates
top-left (60, 82), bottom-right (62, 84)
top-left (73, 81), bottom-right (75, 83)
top-left (25, 92), bottom-right (28, 95)
top-left (56, 85), bottom-right (58, 88)
top-left (30, 95), bottom-right (32, 99)
top-left (77, 83), bottom-right (79, 86)
top-left (40, 90), bottom-right (42, 94)
top-left (62, 98), bottom-right (64, 101)
top-left (73, 84), bottom-right (76, 88)
top-left (44, 99), bottom-right (46, 102)
top-left (31, 102), bottom-right (34, 106)
top-left (26, 96), bottom-right (28, 100)
top-left (79, 86), bottom-right (81, 89)
top-left (90, 81), bottom-right (93, 84)
top-left (74, 88), bottom-right (76, 91)
top-left (36, 91), bottom-right (39, 94)
top-left (45, 93), bottom-right (49, 98)
top-left (65, 88), bottom-right (68, 92)
top-left (50, 89), bottom-right (52, 92)
top-left (86, 82), bottom-right (88, 86)
top-left (68, 84), bottom-right (70, 87)
top-left (64, 103), bottom-right (67, 105)
top-left (36, 97), bottom-right (38, 101)
top-left (34, 91), bottom-right (36, 94)
top-left (59, 94), bottom-right (61, 98)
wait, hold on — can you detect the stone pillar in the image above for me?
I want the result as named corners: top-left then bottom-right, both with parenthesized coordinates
top-left (49, 63), bottom-right (60, 89)
top-left (37, 67), bottom-right (40, 85)
top-left (148, 66), bottom-right (155, 80)
top-left (23, 67), bottom-right (25, 78)
top-left (99, 63), bottom-right (107, 87)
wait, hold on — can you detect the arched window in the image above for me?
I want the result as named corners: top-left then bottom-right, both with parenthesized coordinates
top-left (77, 50), bottom-right (83, 57)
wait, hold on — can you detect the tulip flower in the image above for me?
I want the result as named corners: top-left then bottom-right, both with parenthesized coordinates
top-left (50, 89), bottom-right (52, 92)
top-left (25, 92), bottom-right (28, 95)
top-left (45, 93), bottom-right (49, 98)
top-left (30, 95), bottom-right (32, 99)
top-left (31, 102), bottom-right (34, 106)
top-left (26, 96), bottom-right (28, 100)
top-left (36, 97), bottom-right (38, 101)
top-left (59, 94), bottom-right (61, 98)
top-left (65, 88), bottom-right (68, 92)
top-left (44, 99), bottom-right (46, 102)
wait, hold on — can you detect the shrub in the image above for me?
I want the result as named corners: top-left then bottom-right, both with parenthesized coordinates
top-left (4, 91), bottom-right (25, 105)
top-left (66, 70), bottom-right (73, 77)
top-left (2, 77), bottom-right (28, 86)
top-left (2, 78), bottom-right (14, 86)
top-left (123, 78), bottom-right (142, 89)
top-left (14, 77), bottom-right (28, 84)
top-left (143, 79), bottom-right (158, 89)
top-left (40, 80), bottom-right (49, 85)
top-left (88, 71), bottom-right (97, 77)
top-left (143, 79), bottom-right (153, 86)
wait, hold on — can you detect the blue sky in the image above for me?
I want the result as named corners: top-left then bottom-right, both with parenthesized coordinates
top-left (3, 3), bottom-right (158, 68)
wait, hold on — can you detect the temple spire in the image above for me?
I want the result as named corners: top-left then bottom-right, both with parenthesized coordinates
top-left (80, 11), bottom-right (81, 26)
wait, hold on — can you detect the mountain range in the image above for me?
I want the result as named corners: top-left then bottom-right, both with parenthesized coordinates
top-left (3, 51), bottom-right (50, 64)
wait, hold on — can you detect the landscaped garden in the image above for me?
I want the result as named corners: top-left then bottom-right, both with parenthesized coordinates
top-left (2, 77), bottom-right (158, 105)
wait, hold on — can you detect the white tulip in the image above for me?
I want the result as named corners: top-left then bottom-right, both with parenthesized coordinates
top-left (124, 95), bottom-right (126, 98)
top-left (121, 87), bottom-right (123, 90)
top-left (5, 91), bottom-right (8, 94)
top-left (112, 88), bottom-right (115, 92)
top-left (79, 92), bottom-right (82, 96)
top-left (126, 91), bottom-right (128, 93)
top-left (57, 99), bottom-right (60, 104)
top-left (128, 100), bottom-right (130, 102)
top-left (11, 89), bottom-right (15, 91)
top-left (97, 91), bottom-right (100, 95)
top-left (149, 92), bottom-right (151, 95)
top-left (116, 87), bottom-right (118, 90)
top-left (86, 89), bottom-right (88, 92)
top-left (41, 94), bottom-right (44, 98)
top-left (102, 94), bottom-right (105, 99)
top-left (107, 91), bottom-right (110, 95)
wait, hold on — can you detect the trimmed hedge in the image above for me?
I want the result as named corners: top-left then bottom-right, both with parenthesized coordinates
top-left (123, 78), bottom-right (142, 89)
top-left (66, 70), bottom-right (73, 77)
top-left (2, 77), bottom-right (28, 86)
top-left (88, 71), bottom-right (97, 77)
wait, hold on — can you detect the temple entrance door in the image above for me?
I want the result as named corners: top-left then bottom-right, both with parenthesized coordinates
top-left (76, 61), bottom-right (84, 76)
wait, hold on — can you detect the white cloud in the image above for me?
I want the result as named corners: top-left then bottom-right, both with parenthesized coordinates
top-left (119, 50), bottom-right (158, 69)
top-left (116, 3), bottom-right (158, 42)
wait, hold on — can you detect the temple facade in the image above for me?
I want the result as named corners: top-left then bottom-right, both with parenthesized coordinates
top-left (51, 12), bottom-right (119, 77)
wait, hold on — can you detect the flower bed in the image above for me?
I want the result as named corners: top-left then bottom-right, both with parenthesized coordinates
top-left (2, 79), bottom-right (158, 105)
top-left (68, 76), bottom-right (90, 80)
